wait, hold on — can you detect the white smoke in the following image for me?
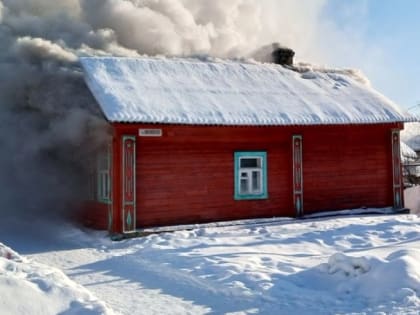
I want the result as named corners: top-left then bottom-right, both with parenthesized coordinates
top-left (0, 2), bottom-right (3, 23)
top-left (14, 37), bottom-right (78, 63)
top-left (0, 0), bottom-right (374, 220)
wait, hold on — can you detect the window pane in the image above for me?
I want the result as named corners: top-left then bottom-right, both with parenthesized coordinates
top-left (240, 158), bottom-right (259, 168)
top-left (105, 175), bottom-right (109, 198)
top-left (241, 172), bottom-right (248, 178)
top-left (252, 171), bottom-right (261, 192)
top-left (98, 171), bottom-right (110, 201)
top-left (240, 179), bottom-right (249, 194)
top-left (103, 173), bottom-right (107, 196)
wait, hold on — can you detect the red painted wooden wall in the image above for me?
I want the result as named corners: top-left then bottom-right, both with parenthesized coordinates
top-left (302, 126), bottom-right (394, 213)
top-left (105, 123), bottom-right (400, 231)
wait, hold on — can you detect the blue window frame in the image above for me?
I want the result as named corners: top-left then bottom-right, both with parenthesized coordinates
top-left (234, 151), bottom-right (268, 200)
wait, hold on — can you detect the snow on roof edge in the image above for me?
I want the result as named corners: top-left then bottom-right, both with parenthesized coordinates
top-left (102, 112), bottom-right (417, 125)
top-left (105, 119), bottom-right (416, 127)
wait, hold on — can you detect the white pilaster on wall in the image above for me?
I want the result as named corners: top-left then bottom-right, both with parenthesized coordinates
top-left (293, 135), bottom-right (304, 216)
top-left (391, 130), bottom-right (403, 209)
top-left (107, 143), bottom-right (113, 233)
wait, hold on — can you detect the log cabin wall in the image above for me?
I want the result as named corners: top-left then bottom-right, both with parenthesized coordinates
top-left (112, 123), bottom-right (401, 229)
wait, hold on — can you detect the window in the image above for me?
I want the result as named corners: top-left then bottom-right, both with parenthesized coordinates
top-left (234, 151), bottom-right (267, 200)
top-left (97, 149), bottom-right (111, 203)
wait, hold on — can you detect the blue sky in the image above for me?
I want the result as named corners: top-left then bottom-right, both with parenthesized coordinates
top-left (320, 0), bottom-right (420, 113)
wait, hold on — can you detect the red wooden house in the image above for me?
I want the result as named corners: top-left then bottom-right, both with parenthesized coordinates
top-left (79, 57), bottom-right (416, 235)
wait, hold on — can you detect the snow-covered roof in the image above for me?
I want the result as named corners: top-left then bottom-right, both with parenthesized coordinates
top-left (80, 57), bottom-right (417, 125)
top-left (400, 141), bottom-right (417, 161)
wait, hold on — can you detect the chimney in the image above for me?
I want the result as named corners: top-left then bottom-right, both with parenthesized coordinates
top-left (271, 45), bottom-right (295, 66)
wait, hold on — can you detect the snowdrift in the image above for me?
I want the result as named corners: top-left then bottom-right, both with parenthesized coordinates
top-left (318, 250), bottom-right (420, 304)
top-left (0, 242), bottom-right (116, 315)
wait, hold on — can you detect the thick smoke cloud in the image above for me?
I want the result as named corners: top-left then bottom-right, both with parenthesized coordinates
top-left (0, 0), bottom-right (366, 222)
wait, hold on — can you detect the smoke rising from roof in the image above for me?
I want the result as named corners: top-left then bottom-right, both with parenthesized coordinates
top-left (0, 0), bottom-right (366, 222)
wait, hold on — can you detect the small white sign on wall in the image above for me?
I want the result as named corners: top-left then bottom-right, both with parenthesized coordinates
top-left (139, 129), bottom-right (162, 137)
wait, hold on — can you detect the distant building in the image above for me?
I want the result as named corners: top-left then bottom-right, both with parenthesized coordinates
top-left (401, 123), bottom-right (420, 186)
top-left (79, 57), bottom-right (416, 235)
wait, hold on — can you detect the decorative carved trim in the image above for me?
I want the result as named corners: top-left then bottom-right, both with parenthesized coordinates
top-left (293, 135), bottom-right (304, 216)
top-left (122, 135), bottom-right (136, 233)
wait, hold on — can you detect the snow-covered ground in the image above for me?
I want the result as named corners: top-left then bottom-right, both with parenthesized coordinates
top-left (1, 213), bottom-right (419, 315)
